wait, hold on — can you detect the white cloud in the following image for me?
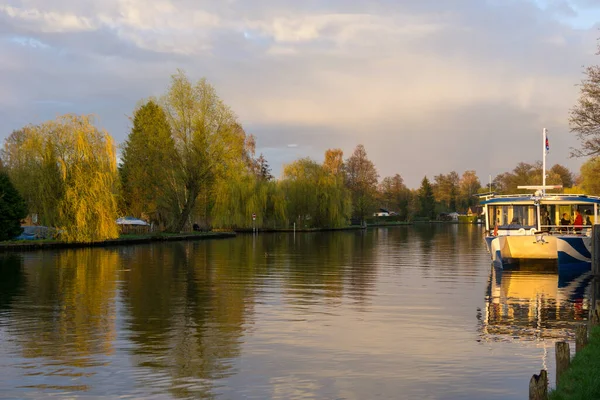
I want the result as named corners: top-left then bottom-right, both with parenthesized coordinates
top-left (0, 0), bottom-right (598, 186)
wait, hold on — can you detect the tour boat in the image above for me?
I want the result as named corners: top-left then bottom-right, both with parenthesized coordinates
top-left (481, 128), bottom-right (600, 271)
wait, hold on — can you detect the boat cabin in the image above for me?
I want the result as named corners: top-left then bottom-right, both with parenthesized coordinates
top-left (482, 194), bottom-right (600, 235)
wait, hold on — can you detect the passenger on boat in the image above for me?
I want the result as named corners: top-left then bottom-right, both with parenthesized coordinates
top-left (585, 210), bottom-right (593, 226)
top-left (573, 210), bottom-right (584, 233)
top-left (560, 213), bottom-right (571, 233)
top-left (541, 209), bottom-right (552, 229)
top-left (508, 217), bottom-right (521, 229)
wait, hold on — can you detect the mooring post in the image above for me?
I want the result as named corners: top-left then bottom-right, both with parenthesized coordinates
top-left (555, 341), bottom-right (570, 387)
top-left (529, 369), bottom-right (548, 400)
top-left (576, 324), bottom-right (588, 353)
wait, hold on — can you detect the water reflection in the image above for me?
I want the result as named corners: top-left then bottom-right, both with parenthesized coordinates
top-left (121, 241), bottom-right (256, 399)
top-left (481, 264), bottom-right (592, 341)
top-left (0, 226), bottom-right (593, 399)
top-left (0, 254), bottom-right (24, 311)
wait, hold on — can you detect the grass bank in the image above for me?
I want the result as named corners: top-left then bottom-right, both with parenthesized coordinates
top-left (0, 231), bottom-right (236, 252)
top-left (549, 325), bottom-right (600, 400)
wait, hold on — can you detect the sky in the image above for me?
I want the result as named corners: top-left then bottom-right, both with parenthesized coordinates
top-left (0, 0), bottom-right (599, 188)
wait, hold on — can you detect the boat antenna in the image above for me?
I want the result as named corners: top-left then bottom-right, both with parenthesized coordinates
top-left (542, 128), bottom-right (548, 195)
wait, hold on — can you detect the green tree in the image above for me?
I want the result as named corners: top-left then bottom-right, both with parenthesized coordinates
top-left (493, 162), bottom-right (562, 194)
top-left (378, 174), bottom-right (410, 220)
top-left (433, 171), bottom-right (459, 211)
top-left (345, 144), bottom-right (379, 223)
top-left (418, 176), bottom-right (436, 220)
top-left (579, 157), bottom-right (600, 195)
top-left (2, 126), bottom-right (63, 226)
top-left (458, 170), bottom-right (481, 210)
top-left (120, 100), bottom-right (176, 221)
top-left (280, 158), bottom-right (351, 228)
top-left (549, 164), bottom-right (574, 188)
top-left (161, 70), bottom-right (248, 232)
top-left (0, 170), bottom-right (27, 241)
top-left (570, 42), bottom-right (600, 157)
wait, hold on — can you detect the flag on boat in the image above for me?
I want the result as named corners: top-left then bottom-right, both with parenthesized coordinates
top-left (545, 134), bottom-right (549, 153)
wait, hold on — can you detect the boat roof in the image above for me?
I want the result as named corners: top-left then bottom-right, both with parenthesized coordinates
top-left (480, 194), bottom-right (600, 205)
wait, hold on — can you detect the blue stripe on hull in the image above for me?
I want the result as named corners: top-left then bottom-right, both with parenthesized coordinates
top-left (558, 237), bottom-right (591, 259)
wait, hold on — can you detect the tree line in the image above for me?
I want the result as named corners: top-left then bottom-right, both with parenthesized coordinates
top-left (2, 50), bottom-right (600, 243)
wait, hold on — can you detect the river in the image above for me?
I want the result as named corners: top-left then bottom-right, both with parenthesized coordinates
top-left (0, 225), bottom-right (592, 399)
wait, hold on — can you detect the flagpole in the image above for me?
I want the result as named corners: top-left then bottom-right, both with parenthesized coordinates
top-left (542, 128), bottom-right (547, 195)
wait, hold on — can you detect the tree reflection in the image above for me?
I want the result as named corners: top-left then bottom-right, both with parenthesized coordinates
top-left (10, 248), bottom-right (119, 366)
top-left (121, 240), bottom-right (259, 399)
top-left (0, 254), bottom-right (24, 311)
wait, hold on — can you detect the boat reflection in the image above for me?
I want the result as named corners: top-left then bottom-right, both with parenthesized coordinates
top-left (481, 263), bottom-right (593, 341)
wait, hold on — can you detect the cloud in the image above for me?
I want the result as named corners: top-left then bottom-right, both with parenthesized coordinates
top-left (0, 0), bottom-right (599, 187)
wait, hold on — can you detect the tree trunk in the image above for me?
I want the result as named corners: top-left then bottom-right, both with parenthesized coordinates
top-left (171, 188), bottom-right (199, 233)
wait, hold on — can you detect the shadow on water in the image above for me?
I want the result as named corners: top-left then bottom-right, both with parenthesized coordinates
top-left (0, 254), bottom-right (25, 311)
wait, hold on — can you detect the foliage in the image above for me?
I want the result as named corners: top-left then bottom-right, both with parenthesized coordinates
top-left (458, 170), bottom-right (481, 210)
top-left (256, 154), bottom-right (273, 181)
top-left (418, 176), bottom-right (436, 220)
top-left (120, 99), bottom-right (176, 221)
top-left (211, 172), bottom-right (286, 229)
top-left (2, 115), bottom-right (119, 242)
top-left (570, 43), bottom-right (600, 157)
top-left (433, 171), bottom-right (459, 211)
top-left (550, 164), bottom-right (574, 188)
top-left (0, 171), bottom-right (27, 241)
top-left (280, 157), bottom-right (351, 228)
top-left (378, 174), bottom-right (411, 220)
top-left (345, 144), bottom-right (379, 222)
top-left (2, 126), bottom-right (63, 227)
top-left (578, 156), bottom-right (600, 195)
top-left (160, 70), bottom-right (249, 232)
top-left (492, 162), bottom-right (564, 194)
top-left (323, 148), bottom-right (344, 176)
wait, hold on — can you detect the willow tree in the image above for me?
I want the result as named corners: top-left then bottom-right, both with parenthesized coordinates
top-left (281, 158), bottom-right (351, 228)
top-left (2, 126), bottom-right (63, 226)
top-left (212, 173), bottom-right (286, 229)
top-left (55, 116), bottom-right (119, 242)
top-left (120, 100), bottom-right (175, 220)
top-left (161, 71), bottom-right (247, 232)
top-left (1, 115), bottom-right (119, 242)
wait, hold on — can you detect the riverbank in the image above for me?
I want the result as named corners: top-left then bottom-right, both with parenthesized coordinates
top-left (0, 231), bottom-right (236, 252)
top-left (234, 222), bottom-right (414, 233)
top-left (234, 225), bottom-right (366, 233)
top-left (549, 325), bottom-right (600, 400)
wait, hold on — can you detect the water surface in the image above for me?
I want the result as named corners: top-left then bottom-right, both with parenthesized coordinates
top-left (0, 225), bottom-right (591, 399)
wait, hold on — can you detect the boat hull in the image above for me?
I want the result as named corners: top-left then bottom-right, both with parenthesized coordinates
top-left (485, 234), bottom-right (591, 271)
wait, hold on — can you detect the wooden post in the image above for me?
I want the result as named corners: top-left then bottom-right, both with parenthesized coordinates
top-left (555, 341), bottom-right (570, 386)
top-left (529, 370), bottom-right (548, 400)
top-left (593, 225), bottom-right (600, 276)
top-left (576, 324), bottom-right (588, 353)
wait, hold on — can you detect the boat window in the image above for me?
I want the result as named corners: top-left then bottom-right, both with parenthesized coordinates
top-left (488, 205), bottom-right (537, 228)
top-left (540, 205), bottom-right (556, 227)
top-left (511, 205), bottom-right (536, 228)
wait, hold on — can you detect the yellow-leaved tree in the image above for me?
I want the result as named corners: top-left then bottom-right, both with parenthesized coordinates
top-left (2, 115), bottom-right (119, 242)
